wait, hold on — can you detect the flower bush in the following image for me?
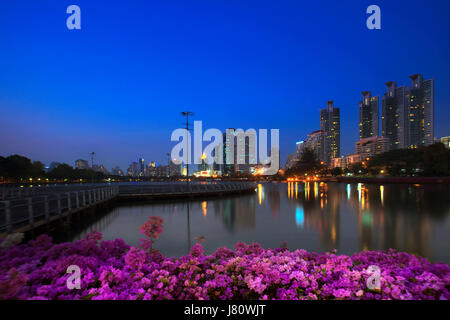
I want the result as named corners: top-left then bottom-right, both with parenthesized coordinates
top-left (138, 216), bottom-right (163, 254)
top-left (0, 217), bottom-right (449, 300)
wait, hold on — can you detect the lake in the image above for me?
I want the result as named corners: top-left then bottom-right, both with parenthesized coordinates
top-left (64, 182), bottom-right (450, 264)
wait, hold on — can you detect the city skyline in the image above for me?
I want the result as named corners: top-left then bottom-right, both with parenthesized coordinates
top-left (1, 1), bottom-right (450, 171)
top-left (1, 72), bottom-right (445, 174)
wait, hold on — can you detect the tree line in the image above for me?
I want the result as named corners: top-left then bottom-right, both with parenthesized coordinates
top-left (285, 142), bottom-right (450, 177)
top-left (0, 155), bottom-right (105, 181)
top-left (366, 142), bottom-right (450, 176)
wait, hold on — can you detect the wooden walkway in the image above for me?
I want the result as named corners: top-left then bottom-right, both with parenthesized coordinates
top-left (0, 182), bottom-right (256, 235)
top-left (0, 186), bottom-right (119, 235)
top-left (117, 182), bottom-right (256, 200)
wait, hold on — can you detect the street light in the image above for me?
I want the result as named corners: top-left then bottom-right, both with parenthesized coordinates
top-left (181, 111), bottom-right (194, 253)
top-left (181, 111), bottom-right (194, 187)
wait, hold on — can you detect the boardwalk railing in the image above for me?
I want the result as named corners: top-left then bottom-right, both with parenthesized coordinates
top-left (0, 185), bottom-right (113, 201)
top-left (0, 186), bottom-right (119, 234)
top-left (117, 182), bottom-right (256, 196)
top-left (0, 182), bottom-right (256, 235)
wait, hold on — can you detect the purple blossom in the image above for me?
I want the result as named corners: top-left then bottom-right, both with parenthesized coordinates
top-left (0, 230), bottom-right (448, 300)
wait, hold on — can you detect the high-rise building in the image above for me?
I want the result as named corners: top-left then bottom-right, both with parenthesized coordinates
top-left (345, 154), bottom-right (363, 168)
top-left (296, 140), bottom-right (305, 155)
top-left (138, 158), bottom-right (145, 176)
top-left (147, 163), bottom-right (157, 177)
top-left (320, 101), bottom-right (340, 164)
top-left (382, 81), bottom-right (408, 150)
top-left (146, 161), bottom-right (157, 177)
top-left (285, 153), bottom-right (297, 170)
top-left (359, 91), bottom-right (379, 139)
top-left (236, 130), bottom-right (256, 174)
top-left (75, 159), bottom-right (89, 170)
top-left (355, 136), bottom-right (389, 159)
top-left (223, 129), bottom-right (237, 175)
top-left (169, 159), bottom-right (182, 177)
top-left (92, 164), bottom-right (108, 174)
top-left (98, 164), bottom-right (109, 175)
top-left (128, 162), bottom-right (139, 177)
top-left (213, 129), bottom-right (257, 175)
top-left (285, 140), bottom-right (306, 169)
top-left (381, 74), bottom-right (434, 150)
top-left (155, 165), bottom-right (168, 177)
top-left (199, 153), bottom-right (208, 172)
top-left (305, 130), bottom-right (325, 163)
top-left (111, 166), bottom-right (123, 176)
top-left (406, 74), bottom-right (434, 148)
top-left (330, 156), bottom-right (346, 169)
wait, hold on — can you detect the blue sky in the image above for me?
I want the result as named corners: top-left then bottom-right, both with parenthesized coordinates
top-left (1, 0), bottom-right (449, 170)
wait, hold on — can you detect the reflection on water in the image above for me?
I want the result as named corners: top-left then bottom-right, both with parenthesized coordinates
top-left (67, 182), bottom-right (450, 263)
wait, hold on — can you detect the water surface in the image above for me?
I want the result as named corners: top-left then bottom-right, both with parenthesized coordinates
top-left (66, 182), bottom-right (450, 263)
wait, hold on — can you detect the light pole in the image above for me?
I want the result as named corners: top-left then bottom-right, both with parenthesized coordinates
top-left (90, 152), bottom-right (95, 185)
top-left (181, 112), bottom-right (194, 254)
top-left (167, 152), bottom-right (171, 178)
top-left (181, 111), bottom-right (194, 187)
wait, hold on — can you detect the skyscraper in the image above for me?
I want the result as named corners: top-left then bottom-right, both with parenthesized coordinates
top-left (320, 101), bottom-right (340, 164)
top-left (111, 166), bottom-right (123, 176)
top-left (75, 159), bottom-right (89, 170)
top-left (169, 159), bottom-right (182, 176)
top-left (406, 74), bottom-right (434, 148)
top-left (236, 130), bottom-right (256, 174)
top-left (223, 130), bottom-right (237, 175)
top-left (359, 91), bottom-right (379, 139)
top-left (214, 129), bottom-right (257, 175)
top-left (305, 130), bottom-right (325, 163)
top-left (381, 74), bottom-right (434, 150)
top-left (147, 162), bottom-right (157, 177)
top-left (138, 158), bottom-right (145, 176)
top-left (129, 162), bottom-right (138, 177)
top-left (381, 81), bottom-right (407, 150)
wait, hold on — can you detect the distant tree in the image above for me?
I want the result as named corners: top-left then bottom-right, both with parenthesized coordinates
top-left (285, 147), bottom-right (323, 176)
top-left (74, 168), bottom-right (105, 181)
top-left (421, 142), bottom-right (450, 176)
top-left (349, 162), bottom-right (367, 175)
top-left (0, 154), bottom-right (108, 181)
top-left (31, 161), bottom-right (46, 177)
top-left (0, 155), bottom-right (34, 178)
top-left (368, 149), bottom-right (422, 176)
top-left (330, 167), bottom-right (342, 176)
top-left (47, 163), bottom-right (75, 179)
top-left (0, 156), bottom-right (5, 177)
top-left (367, 143), bottom-right (450, 177)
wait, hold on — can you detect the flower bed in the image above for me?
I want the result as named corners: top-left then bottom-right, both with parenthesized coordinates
top-left (0, 233), bottom-right (448, 300)
top-left (1, 216), bottom-right (449, 300)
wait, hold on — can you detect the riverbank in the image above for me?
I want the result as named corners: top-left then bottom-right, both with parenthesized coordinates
top-left (324, 176), bottom-right (450, 184)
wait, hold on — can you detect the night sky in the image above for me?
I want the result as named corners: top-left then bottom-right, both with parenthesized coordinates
top-left (1, 0), bottom-right (450, 171)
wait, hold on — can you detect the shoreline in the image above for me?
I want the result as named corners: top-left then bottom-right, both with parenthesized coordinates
top-left (320, 176), bottom-right (450, 185)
